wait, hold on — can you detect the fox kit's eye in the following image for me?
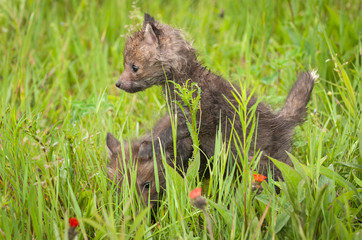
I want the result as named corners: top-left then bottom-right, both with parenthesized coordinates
top-left (131, 64), bottom-right (139, 73)
top-left (143, 182), bottom-right (151, 191)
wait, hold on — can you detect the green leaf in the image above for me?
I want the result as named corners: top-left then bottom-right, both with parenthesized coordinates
top-left (134, 221), bottom-right (147, 240)
top-left (275, 211), bottom-right (290, 233)
top-left (270, 157), bottom-right (303, 190)
top-left (186, 152), bottom-right (200, 183)
top-left (309, 184), bottom-right (328, 233)
top-left (129, 207), bottom-right (149, 236)
top-left (335, 216), bottom-right (351, 239)
top-left (359, 117), bottom-right (362, 159)
top-left (165, 164), bottom-right (186, 193)
top-left (352, 172), bottom-right (362, 188)
top-left (208, 200), bottom-right (233, 226)
top-left (332, 189), bottom-right (362, 209)
top-left (337, 162), bottom-right (362, 171)
top-left (319, 166), bottom-right (356, 190)
top-left (287, 152), bottom-right (311, 180)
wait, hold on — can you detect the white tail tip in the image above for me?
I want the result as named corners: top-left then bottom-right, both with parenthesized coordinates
top-left (310, 69), bottom-right (319, 82)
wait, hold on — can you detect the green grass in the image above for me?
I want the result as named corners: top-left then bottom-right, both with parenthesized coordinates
top-left (0, 0), bottom-right (361, 239)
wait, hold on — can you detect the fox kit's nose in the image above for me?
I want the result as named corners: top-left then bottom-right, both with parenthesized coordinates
top-left (115, 82), bottom-right (121, 88)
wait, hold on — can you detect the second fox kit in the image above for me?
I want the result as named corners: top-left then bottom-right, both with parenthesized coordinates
top-left (107, 115), bottom-right (195, 204)
top-left (113, 14), bottom-right (316, 199)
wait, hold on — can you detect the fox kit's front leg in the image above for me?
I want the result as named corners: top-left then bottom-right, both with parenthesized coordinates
top-left (138, 95), bottom-right (194, 162)
top-left (138, 122), bottom-right (191, 161)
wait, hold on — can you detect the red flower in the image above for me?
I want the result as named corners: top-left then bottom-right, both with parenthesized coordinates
top-left (69, 218), bottom-right (79, 227)
top-left (253, 174), bottom-right (267, 183)
top-left (189, 187), bottom-right (202, 200)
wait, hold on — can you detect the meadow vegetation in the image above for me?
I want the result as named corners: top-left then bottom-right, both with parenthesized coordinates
top-left (0, 0), bottom-right (361, 239)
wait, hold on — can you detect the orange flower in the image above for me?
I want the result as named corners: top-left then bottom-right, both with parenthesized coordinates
top-left (69, 218), bottom-right (79, 228)
top-left (189, 187), bottom-right (202, 200)
top-left (253, 174), bottom-right (267, 183)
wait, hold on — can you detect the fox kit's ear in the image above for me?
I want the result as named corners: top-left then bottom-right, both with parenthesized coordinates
top-left (143, 13), bottom-right (160, 46)
top-left (106, 133), bottom-right (121, 158)
top-left (144, 24), bottom-right (158, 45)
top-left (143, 13), bottom-right (156, 26)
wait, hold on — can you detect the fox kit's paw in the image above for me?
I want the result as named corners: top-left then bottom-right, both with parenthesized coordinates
top-left (139, 141), bottom-right (160, 160)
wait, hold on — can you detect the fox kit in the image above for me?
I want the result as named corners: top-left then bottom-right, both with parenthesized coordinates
top-left (115, 13), bottom-right (316, 190)
top-left (107, 115), bottom-right (194, 205)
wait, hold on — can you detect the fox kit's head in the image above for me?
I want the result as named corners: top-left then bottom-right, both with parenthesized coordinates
top-left (116, 13), bottom-right (196, 93)
top-left (106, 133), bottom-right (164, 206)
